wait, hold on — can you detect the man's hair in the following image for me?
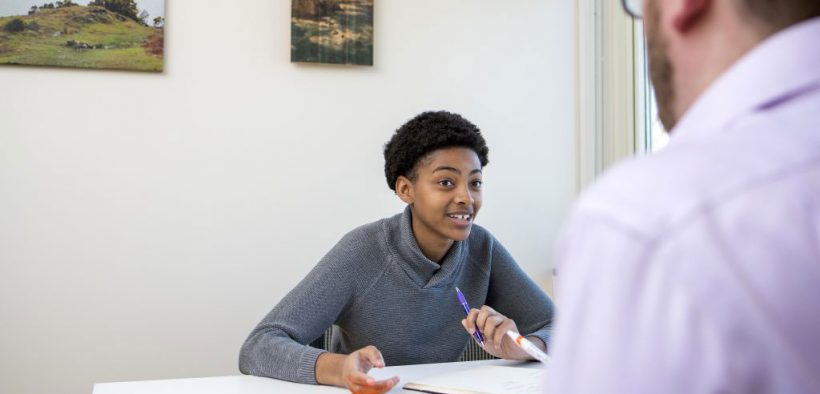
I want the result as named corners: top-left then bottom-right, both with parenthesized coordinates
top-left (737, 0), bottom-right (820, 35)
top-left (383, 111), bottom-right (489, 191)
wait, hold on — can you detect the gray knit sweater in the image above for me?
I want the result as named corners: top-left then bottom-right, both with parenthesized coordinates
top-left (238, 206), bottom-right (555, 384)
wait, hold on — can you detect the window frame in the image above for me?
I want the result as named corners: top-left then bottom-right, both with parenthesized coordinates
top-left (576, 0), bottom-right (647, 191)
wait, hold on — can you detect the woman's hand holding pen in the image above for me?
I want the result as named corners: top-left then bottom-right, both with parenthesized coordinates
top-left (461, 305), bottom-right (546, 360)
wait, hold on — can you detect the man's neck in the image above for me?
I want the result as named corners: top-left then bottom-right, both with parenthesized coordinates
top-left (673, 14), bottom-right (764, 123)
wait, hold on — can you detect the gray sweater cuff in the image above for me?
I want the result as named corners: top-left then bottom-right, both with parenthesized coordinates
top-left (297, 346), bottom-right (326, 384)
top-left (525, 329), bottom-right (551, 352)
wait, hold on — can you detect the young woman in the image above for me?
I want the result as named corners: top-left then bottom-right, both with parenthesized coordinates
top-left (239, 111), bottom-right (555, 393)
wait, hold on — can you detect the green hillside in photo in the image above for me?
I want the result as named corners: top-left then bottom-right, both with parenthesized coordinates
top-left (0, 4), bottom-right (163, 72)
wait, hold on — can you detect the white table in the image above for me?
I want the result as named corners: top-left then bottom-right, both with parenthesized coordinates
top-left (93, 359), bottom-right (541, 393)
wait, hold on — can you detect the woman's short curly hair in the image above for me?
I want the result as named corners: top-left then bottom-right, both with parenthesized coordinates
top-left (383, 111), bottom-right (489, 191)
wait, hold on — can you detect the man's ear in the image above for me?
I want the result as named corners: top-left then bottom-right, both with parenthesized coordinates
top-left (395, 175), bottom-right (414, 205)
top-left (672, 0), bottom-right (711, 32)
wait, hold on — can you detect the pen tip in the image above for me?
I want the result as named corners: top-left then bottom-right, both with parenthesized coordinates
top-left (455, 286), bottom-right (460, 292)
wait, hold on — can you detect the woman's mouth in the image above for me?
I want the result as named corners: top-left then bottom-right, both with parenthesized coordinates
top-left (447, 213), bottom-right (473, 227)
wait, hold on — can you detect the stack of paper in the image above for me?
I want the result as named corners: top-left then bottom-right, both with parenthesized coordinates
top-left (402, 365), bottom-right (545, 394)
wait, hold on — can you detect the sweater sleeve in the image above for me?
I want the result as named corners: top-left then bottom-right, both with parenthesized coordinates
top-left (485, 237), bottom-right (556, 347)
top-left (238, 232), bottom-right (363, 384)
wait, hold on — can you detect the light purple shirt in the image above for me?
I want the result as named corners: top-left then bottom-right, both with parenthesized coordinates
top-left (548, 18), bottom-right (820, 393)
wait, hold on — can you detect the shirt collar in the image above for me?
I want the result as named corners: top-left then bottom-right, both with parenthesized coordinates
top-left (670, 17), bottom-right (820, 142)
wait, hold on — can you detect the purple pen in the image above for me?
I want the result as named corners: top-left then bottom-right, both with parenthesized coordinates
top-left (455, 287), bottom-right (484, 346)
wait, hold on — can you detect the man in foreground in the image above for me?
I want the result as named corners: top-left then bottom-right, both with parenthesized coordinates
top-left (549, 0), bottom-right (820, 392)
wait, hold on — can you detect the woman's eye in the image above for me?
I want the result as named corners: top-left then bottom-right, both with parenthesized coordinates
top-left (438, 179), bottom-right (454, 187)
top-left (472, 180), bottom-right (483, 188)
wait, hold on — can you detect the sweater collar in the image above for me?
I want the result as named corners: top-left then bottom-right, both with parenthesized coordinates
top-left (395, 205), bottom-right (466, 289)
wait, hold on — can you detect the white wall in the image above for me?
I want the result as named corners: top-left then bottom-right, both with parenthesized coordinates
top-left (0, 1), bottom-right (577, 393)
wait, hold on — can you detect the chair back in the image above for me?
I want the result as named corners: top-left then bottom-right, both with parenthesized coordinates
top-left (309, 326), bottom-right (497, 361)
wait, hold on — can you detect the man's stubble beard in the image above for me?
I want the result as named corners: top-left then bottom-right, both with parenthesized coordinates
top-left (646, 0), bottom-right (678, 131)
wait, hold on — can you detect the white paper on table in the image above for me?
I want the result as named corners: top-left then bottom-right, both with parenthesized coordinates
top-left (402, 365), bottom-right (545, 394)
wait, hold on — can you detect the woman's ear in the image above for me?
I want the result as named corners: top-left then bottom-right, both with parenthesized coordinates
top-left (395, 175), bottom-right (414, 205)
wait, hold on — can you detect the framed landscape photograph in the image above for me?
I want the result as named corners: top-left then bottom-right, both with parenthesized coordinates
top-left (291, 0), bottom-right (373, 66)
top-left (0, 0), bottom-right (165, 72)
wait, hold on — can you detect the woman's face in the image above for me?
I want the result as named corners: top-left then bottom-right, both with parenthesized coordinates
top-left (401, 147), bottom-right (483, 244)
